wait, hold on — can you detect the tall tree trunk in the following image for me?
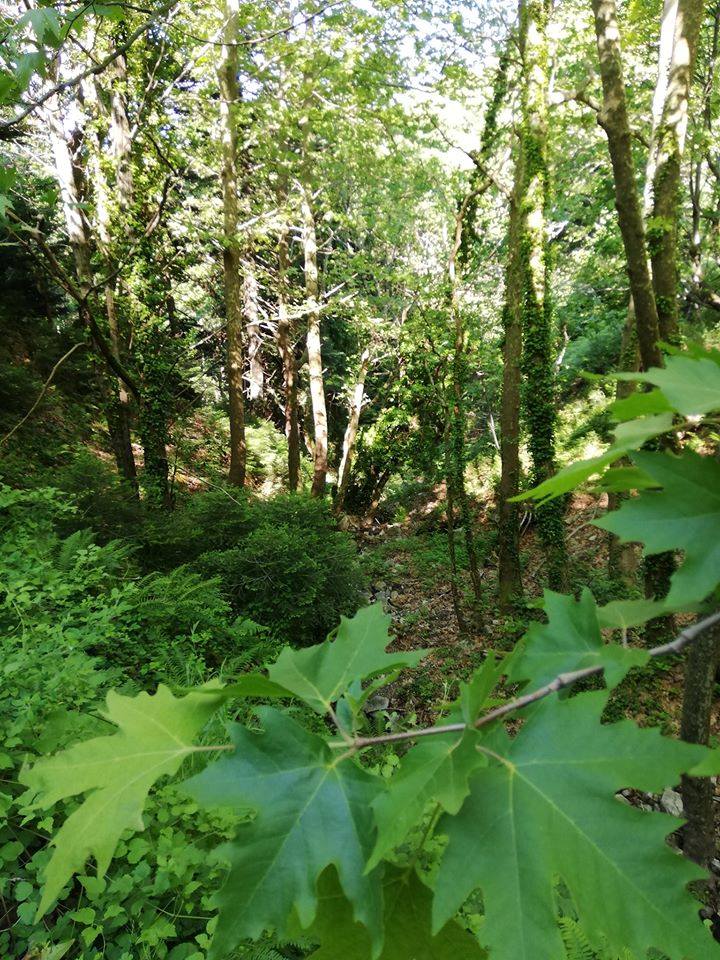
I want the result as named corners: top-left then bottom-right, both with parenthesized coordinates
top-left (449, 196), bottom-right (485, 615)
top-left (301, 179), bottom-right (329, 497)
top-left (444, 422), bottom-right (467, 634)
top-left (244, 259), bottom-right (264, 402)
top-left (650, 0), bottom-right (706, 342)
top-left (680, 616), bottom-right (720, 865)
top-left (519, 0), bottom-right (567, 591)
top-left (498, 192), bottom-right (524, 609)
top-left (608, 0), bottom-right (677, 580)
top-left (218, 0), bottom-right (246, 487)
top-left (591, 0), bottom-right (663, 371)
top-left (86, 56), bottom-right (138, 491)
top-left (276, 218), bottom-right (300, 490)
top-left (335, 347), bottom-right (371, 514)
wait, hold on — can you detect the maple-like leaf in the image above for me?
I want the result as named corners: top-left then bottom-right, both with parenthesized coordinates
top-left (509, 589), bottom-right (648, 691)
top-left (368, 655), bottom-right (505, 870)
top-left (185, 707), bottom-right (383, 959)
top-left (297, 866), bottom-right (486, 960)
top-left (596, 450), bottom-right (720, 605)
top-left (267, 603), bottom-right (427, 714)
top-left (21, 684), bottom-right (223, 917)
top-left (613, 355), bottom-right (720, 416)
top-left (432, 692), bottom-right (714, 960)
top-left (514, 414), bottom-right (673, 504)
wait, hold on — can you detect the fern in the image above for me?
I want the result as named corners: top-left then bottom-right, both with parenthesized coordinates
top-left (560, 917), bottom-right (596, 960)
top-left (559, 917), bottom-right (637, 960)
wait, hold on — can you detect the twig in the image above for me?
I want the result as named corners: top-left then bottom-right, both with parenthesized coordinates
top-left (1, 1), bottom-right (178, 131)
top-left (0, 342), bottom-right (84, 448)
top-left (330, 610), bottom-right (720, 750)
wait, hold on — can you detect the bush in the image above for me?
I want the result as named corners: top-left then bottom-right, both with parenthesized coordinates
top-left (139, 489), bottom-right (254, 570)
top-left (194, 494), bottom-right (365, 645)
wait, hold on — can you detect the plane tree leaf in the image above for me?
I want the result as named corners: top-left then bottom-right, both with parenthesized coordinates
top-left (184, 707), bottom-right (383, 960)
top-left (368, 654), bottom-right (506, 871)
top-left (432, 692), bottom-right (715, 960)
top-left (267, 603), bottom-right (427, 714)
top-left (613, 355), bottom-right (720, 416)
top-left (296, 865), bottom-right (486, 960)
top-left (20, 684), bottom-right (224, 918)
top-left (514, 414), bottom-right (673, 504)
top-left (596, 450), bottom-right (720, 605)
top-left (509, 589), bottom-right (649, 691)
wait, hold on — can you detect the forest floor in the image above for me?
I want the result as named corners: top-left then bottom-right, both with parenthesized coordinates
top-left (354, 489), bottom-right (710, 738)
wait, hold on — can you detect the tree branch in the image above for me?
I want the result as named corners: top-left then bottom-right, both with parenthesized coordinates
top-left (0, 1), bottom-right (177, 131)
top-left (0, 342), bottom-right (85, 447)
top-left (332, 610), bottom-right (720, 750)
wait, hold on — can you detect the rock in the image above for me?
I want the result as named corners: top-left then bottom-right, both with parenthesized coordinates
top-left (615, 792), bottom-right (632, 806)
top-left (390, 590), bottom-right (400, 602)
top-left (364, 693), bottom-right (390, 714)
top-left (660, 788), bottom-right (684, 818)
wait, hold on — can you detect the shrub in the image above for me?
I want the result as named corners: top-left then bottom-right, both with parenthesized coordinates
top-left (195, 494), bottom-right (365, 645)
top-left (139, 489), bottom-right (254, 570)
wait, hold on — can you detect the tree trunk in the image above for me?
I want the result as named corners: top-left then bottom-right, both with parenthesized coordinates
top-left (335, 347), bottom-right (371, 514)
top-left (244, 259), bottom-right (264, 402)
top-left (276, 218), bottom-right (300, 490)
top-left (449, 196), bottom-right (485, 615)
top-left (218, 0), bottom-right (246, 487)
top-left (650, 0), bottom-right (706, 342)
top-left (498, 193), bottom-right (524, 609)
top-left (301, 180), bottom-right (329, 497)
top-left (86, 56), bottom-right (138, 491)
top-left (607, 2), bottom-right (676, 578)
top-left (680, 617), bottom-right (720, 865)
top-left (591, 0), bottom-right (663, 371)
top-left (519, 0), bottom-right (568, 591)
top-left (444, 423), bottom-right (467, 634)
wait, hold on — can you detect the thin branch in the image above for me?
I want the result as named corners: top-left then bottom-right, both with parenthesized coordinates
top-left (331, 610), bottom-right (720, 750)
top-left (0, 1), bottom-right (177, 131)
top-left (0, 342), bottom-right (85, 448)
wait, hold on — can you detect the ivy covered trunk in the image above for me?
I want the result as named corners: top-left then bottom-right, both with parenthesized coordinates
top-left (498, 204), bottom-right (524, 609)
top-left (218, 0), bottom-right (247, 487)
top-left (518, 0), bottom-right (567, 590)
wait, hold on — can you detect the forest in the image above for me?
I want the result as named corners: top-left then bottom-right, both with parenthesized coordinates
top-left (1, 0), bottom-right (720, 957)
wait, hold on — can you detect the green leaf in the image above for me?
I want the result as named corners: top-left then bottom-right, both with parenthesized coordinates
top-left (368, 654), bottom-right (506, 871)
top-left (513, 450), bottom-right (619, 504)
top-left (298, 865), bottom-right (486, 960)
top-left (596, 597), bottom-right (674, 630)
top-left (458, 652), bottom-right (506, 724)
top-left (514, 408), bottom-right (674, 504)
top-left (596, 450), bottom-right (720, 605)
top-left (185, 708), bottom-right (383, 959)
top-left (189, 674), bottom-right (293, 700)
top-left (688, 748), bottom-right (720, 777)
top-left (610, 389), bottom-right (672, 421)
top-left (21, 684), bottom-right (223, 918)
top-left (432, 692), bottom-right (714, 960)
top-left (509, 590), bottom-right (648, 691)
top-left (594, 466), bottom-right (659, 493)
top-left (267, 604), bottom-right (427, 714)
top-left (611, 412), bottom-right (674, 449)
top-left (367, 728), bottom-right (485, 871)
top-left (613, 355), bottom-right (720, 416)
